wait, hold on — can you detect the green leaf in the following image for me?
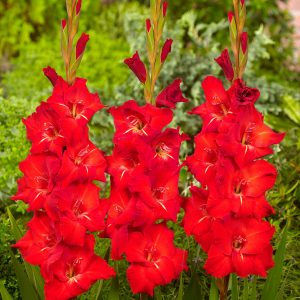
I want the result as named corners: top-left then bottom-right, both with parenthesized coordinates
top-left (9, 248), bottom-right (39, 300)
top-left (7, 207), bottom-right (23, 240)
top-left (95, 280), bottom-right (104, 300)
top-left (108, 262), bottom-right (119, 300)
top-left (209, 277), bottom-right (219, 300)
top-left (183, 271), bottom-right (202, 300)
top-left (282, 95), bottom-right (300, 125)
top-left (261, 227), bottom-right (288, 300)
top-left (7, 207), bottom-right (44, 299)
top-left (242, 278), bottom-right (249, 300)
top-left (249, 277), bottom-right (257, 300)
top-left (231, 274), bottom-right (239, 300)
top-left (155, 286), bottom-right (162, 300)
top-left (265, 114), bottom-right (295, 132)
top-left (177, 273), bottom-right (184, 300)
top-left (0, 281), bottom-right (13, 300)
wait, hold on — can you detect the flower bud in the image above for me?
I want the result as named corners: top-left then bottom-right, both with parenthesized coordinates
top-left (163, 1), bottom-right (168, 17)
top-left (76, 33), bottom-right (89, 59)
top-left (76, 0), bottom-right (82, 15)
top-left (43, 66), bottom-right (59, 86)
top-left (161, 39), bottom-right (173, 63)
top-left (124, 51), bottom-right (147, 84)
top-left (240, 32), bottom-right (248, 54)
top-left (146, 19), bottom-right (151, 32)
top-left (228, 11), bottom-right (234, 23)
top-left (61, 19), bottom-right (67, 30)
top-left (214, 49), bottom-right (234, 81)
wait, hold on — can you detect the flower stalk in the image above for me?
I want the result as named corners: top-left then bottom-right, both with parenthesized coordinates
top-left (62, 0), bottom-right (88, 85)
top-left (229, 0), bottom-right (247, 79)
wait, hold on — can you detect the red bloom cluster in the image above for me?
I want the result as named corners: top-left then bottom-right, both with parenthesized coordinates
top-left (105, 81), bottom-right (188, 295)
top-left (13, 70), bottom-right (115, 300)
top-left (183, 76), bottom-right (284, 278)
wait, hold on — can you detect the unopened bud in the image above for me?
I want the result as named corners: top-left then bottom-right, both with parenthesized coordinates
top-left (76, 0), bottom-right (82, 15)
top-left (43, 66), bottom-right (59, 86)
top-left (240, 32), bottom-right (248, 54)
top-left (76, 33), bottom-right (89, 59)
top-left (124, 51), bottom-right (147, 84)
top-left (163, 1), bottom-right (168, 17)
top-left (161, 39), bottom-right (173, 63)
top-left (215, 49), bottom-right (234, 81)
top-left (146, 19), bottom-right (151, 32)
top-left (228, 11), bottom-right (234, 23)
top-left (61, 19), bottom-right (67, 29)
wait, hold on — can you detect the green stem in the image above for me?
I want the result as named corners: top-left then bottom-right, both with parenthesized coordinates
top-left (145, 0), bottom-right (164, 104)
top-left (216, 276), bottom-right (230, 300)
top-left (233, 0), bottom-right (241, 79)
top-left (65, 0), bottom-right (77, 85)
top-left (140, 293), bottom-right (149, 300)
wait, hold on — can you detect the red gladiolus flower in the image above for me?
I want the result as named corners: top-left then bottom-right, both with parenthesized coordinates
top-left (14, 1), bottom-right (114, 297)
top-left (45, 236), bottom-right (115, 300)
top-left (182, 187), bottom-right (215, 252)
top-left (124, 51), bottom-right (147, 83)
top-left (23, 102), bottom-right (65, 156)
top-left (161, 39), bottom-right (173, 63)
top-left (14, 212), bottom-right (63, 267)
top-left (191, 76), bottom-right (230, 132)
top-left (46, 183), bottom-right (107, 246)
top-left (57, 140), bottom-right (106, 186)
top-left (185, 133), bottom-right (219, 185)
top-left (125, 224), bottom-right (188, 296)
top-left (215, 49), bottom-right (234, 81)
top-left (48, 77), bottom-right (104, 125)
top-left (217, 107), bottom-right (285, 166)
top-left (156, 79), bottom-right (189, 108)
top-left (204, 218), bottom-right (275, 278)
top-left (207, 159), bottom-right (277, 218)
top-left (12, 154), bottom-right (61, 210)
top-left (109, 100), bottom-right (173, 139)
top-left (228, 79), bottom-right (260, 108)
top-left (129, 166), bottom-right (181, 225)
top-left (184, 50), bottom-right (284, 280)
top-left (137, 128), bottom-right (187, 168)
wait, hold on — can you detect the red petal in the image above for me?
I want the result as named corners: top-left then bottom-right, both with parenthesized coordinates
top-left (202, 76), bottom-right (229, 106)
top-left (204, 245), bottom-right (233, 277)
top-left (59, 217), bottom-right (86, 246)
top-left (127, 264), bottom-right (162, 296)
top-left (156, 79), bottom-right (188, 108)
top-left (242, 160), bottom-right (277, 197)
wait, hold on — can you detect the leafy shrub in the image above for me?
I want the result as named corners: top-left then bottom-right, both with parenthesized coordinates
top-left (0, 95), bottom-right (36, 205)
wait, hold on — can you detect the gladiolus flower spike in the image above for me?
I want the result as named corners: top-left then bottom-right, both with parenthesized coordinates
top-left (107, 0), bottom-right (188, 297)
top-left (12, 1), bottom-right (115, 299)
top-left (183, 0), bottom-right (285, 298)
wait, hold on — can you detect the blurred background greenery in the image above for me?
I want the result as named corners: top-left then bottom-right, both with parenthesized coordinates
top-left (0, 0), bottom-right (299, 299)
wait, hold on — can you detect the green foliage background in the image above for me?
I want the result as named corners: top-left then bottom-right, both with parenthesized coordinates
top-left (0, 0), bottom-right (299, 299)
